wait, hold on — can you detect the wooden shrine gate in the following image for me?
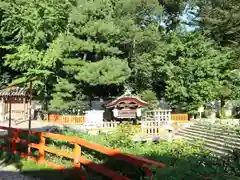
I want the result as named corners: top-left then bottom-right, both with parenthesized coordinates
top-left (0, 125), bottom-right (165, 180)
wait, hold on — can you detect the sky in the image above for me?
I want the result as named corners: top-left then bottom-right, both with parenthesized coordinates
top-left (181, 4), bottom-right (199, 31)
top-left (159, 2), bottom-right (198, 32)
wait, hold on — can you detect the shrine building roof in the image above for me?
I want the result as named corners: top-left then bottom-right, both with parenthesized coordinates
top-left (104, 94), bottom-right (149, 108)
top-left (0, 87), bottom-right (29, 97)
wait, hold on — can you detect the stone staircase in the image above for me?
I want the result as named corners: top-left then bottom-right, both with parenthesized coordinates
top-left (175, 123), bottom-right (240, 156)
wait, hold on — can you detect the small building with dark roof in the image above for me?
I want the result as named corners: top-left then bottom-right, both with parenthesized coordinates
top-left (0, 87), bottom-right (30, 122)
top-left (104, 90), bottom-right (149, 121)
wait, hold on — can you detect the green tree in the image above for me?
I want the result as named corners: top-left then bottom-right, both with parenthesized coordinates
top-left (138, 90), bottom-right (159, 109)
top-left (0, 0), bottom-right (166, 112)
top-left (162, 32), bottom-right (229, 114)
top-left (191, 0), bottom-right (240, 117)
top-left (0, 0), bottom-right (74, 111)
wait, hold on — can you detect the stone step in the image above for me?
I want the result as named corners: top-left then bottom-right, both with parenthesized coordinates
top-left (177, 135), bottom-right (230, 157)
top-left (176, 131), bottom-right (240, 152)
top-left (176, 133), bottom-right (233, 155)
top-left (175, 123), bottom-right (240, 156)
top-left (186, 126), bottom-right (240, 140)
top-left (177, 128), bottom-right (240, 146)
top-left (192, 123), bottom-right (240, 135)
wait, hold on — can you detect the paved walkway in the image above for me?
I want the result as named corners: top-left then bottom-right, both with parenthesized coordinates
top-left (0, 171), bottom-right (40, 180)
top-left (0, 162), bottom-right (40, 180)
top-left (0, 120), bottom-right (61, 132)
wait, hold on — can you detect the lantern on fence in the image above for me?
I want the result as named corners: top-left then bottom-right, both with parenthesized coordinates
top-left (113, 108), bottom-right (118, 118)
top-left (136, 108), bottom-right (141, 117)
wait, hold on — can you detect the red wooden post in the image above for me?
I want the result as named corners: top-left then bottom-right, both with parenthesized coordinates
top-left (12, 130), bottom-right (18, 154)
top-left (145, 167), bottom-right (152, 177)
top-left (38, 133), bottom-right (45, 162)
top-left (73, 142), bottom-right (85, 180)
top-left (28, 81), bottom-right (33, 156)
top-left (143, 164), bottom-right (153, 180)
top-left (73, 142), bottom-right (81, 168)
top-left (8, 87), bottom-right (12, 150)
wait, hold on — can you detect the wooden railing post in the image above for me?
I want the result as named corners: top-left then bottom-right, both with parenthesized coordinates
top-left (12, 130), bottom-right (18, 154)
top-left (143, 164), bottom-right (153, 180)
top-left (73, 142), bottom-right (85, 180)
top-left (38, 133), bottom-right (45, 162)
top-left (73, 142), bottom-right (81, 168)
top-left (8, 128), bottom-right (12, 150)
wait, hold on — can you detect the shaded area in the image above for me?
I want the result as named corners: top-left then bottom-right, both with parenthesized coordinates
top-left (0, 150), bottom-right (87, 180)
top-left (1, 147), bottom-right (240, 180)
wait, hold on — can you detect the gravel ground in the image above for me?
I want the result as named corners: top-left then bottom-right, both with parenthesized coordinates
top-left (0, 172), bottom-right (40, 180)
top-left (0, 161), bottom-right (40, 180)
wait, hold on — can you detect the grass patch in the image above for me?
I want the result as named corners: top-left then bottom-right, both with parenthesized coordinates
top-left (20, 159), bottom-right (51, 171)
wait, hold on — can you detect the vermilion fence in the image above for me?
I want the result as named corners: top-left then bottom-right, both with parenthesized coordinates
top-left (48, 114), bottom-right (85, 124)
top-left (48, 114), bottom-right (189, 125)
top-left (0, 126), bottom-right (165, 180)
top-left (171, 114), bottom-right (188, 122)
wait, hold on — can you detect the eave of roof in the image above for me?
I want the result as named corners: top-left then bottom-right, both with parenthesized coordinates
top-left (0, 87), bottom-right (29, 97)
top-left (104, 96), bottom-right (149, 108)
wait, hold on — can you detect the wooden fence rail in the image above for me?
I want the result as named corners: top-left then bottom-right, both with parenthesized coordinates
top-left (48, 114), bottom-right (85, 125)
top-left (171, 114), bottom-right (188, 122)
top-left (0, 126), bottom-right (165, 180)
top-left (48, 114), bottom-right (189, 125)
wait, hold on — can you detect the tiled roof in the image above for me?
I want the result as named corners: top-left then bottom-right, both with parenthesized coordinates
top-left (104, 96), bottom-right (149, 108)
top-left (104, 90), bottom-right (149, 108)
top-left (0, 87), bottom-right (29, 97)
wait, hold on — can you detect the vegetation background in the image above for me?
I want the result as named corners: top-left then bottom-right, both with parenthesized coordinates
top-left (0, 0), bottom-right (239, 117)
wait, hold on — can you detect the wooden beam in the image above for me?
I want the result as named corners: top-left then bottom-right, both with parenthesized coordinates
top-left (28, 81), bottom-right (33, 155)
top-left (8, 87), bottom-right (12, 129)
top-left (0, 99), bottom-right (3, 123)
top-left (8, 76), bottom-right (39, 88)
top-left (23, 96), bottom-right (26, 122)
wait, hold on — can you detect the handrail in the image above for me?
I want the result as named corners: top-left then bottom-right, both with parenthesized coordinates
top-left (0, 125), bottom-right (165, 179)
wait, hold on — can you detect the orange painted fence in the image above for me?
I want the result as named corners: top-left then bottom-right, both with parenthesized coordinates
top-left (48, 114), bottom-right (85, 125)
top-left (0, 126), bottom-right (165, 180)
top-left (171, 114), bottom-right (188, 122)
top-left (48, 113), bottom-right (189, 125)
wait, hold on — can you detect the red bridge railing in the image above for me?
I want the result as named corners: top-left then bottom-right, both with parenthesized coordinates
top-left (0, 126), bottom-right (165, 179)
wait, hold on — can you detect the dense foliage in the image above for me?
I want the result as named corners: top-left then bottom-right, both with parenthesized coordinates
top-left (0, 0), bottom-right (240, 115)
top-left (56, 125), bottom-right (240, 179)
